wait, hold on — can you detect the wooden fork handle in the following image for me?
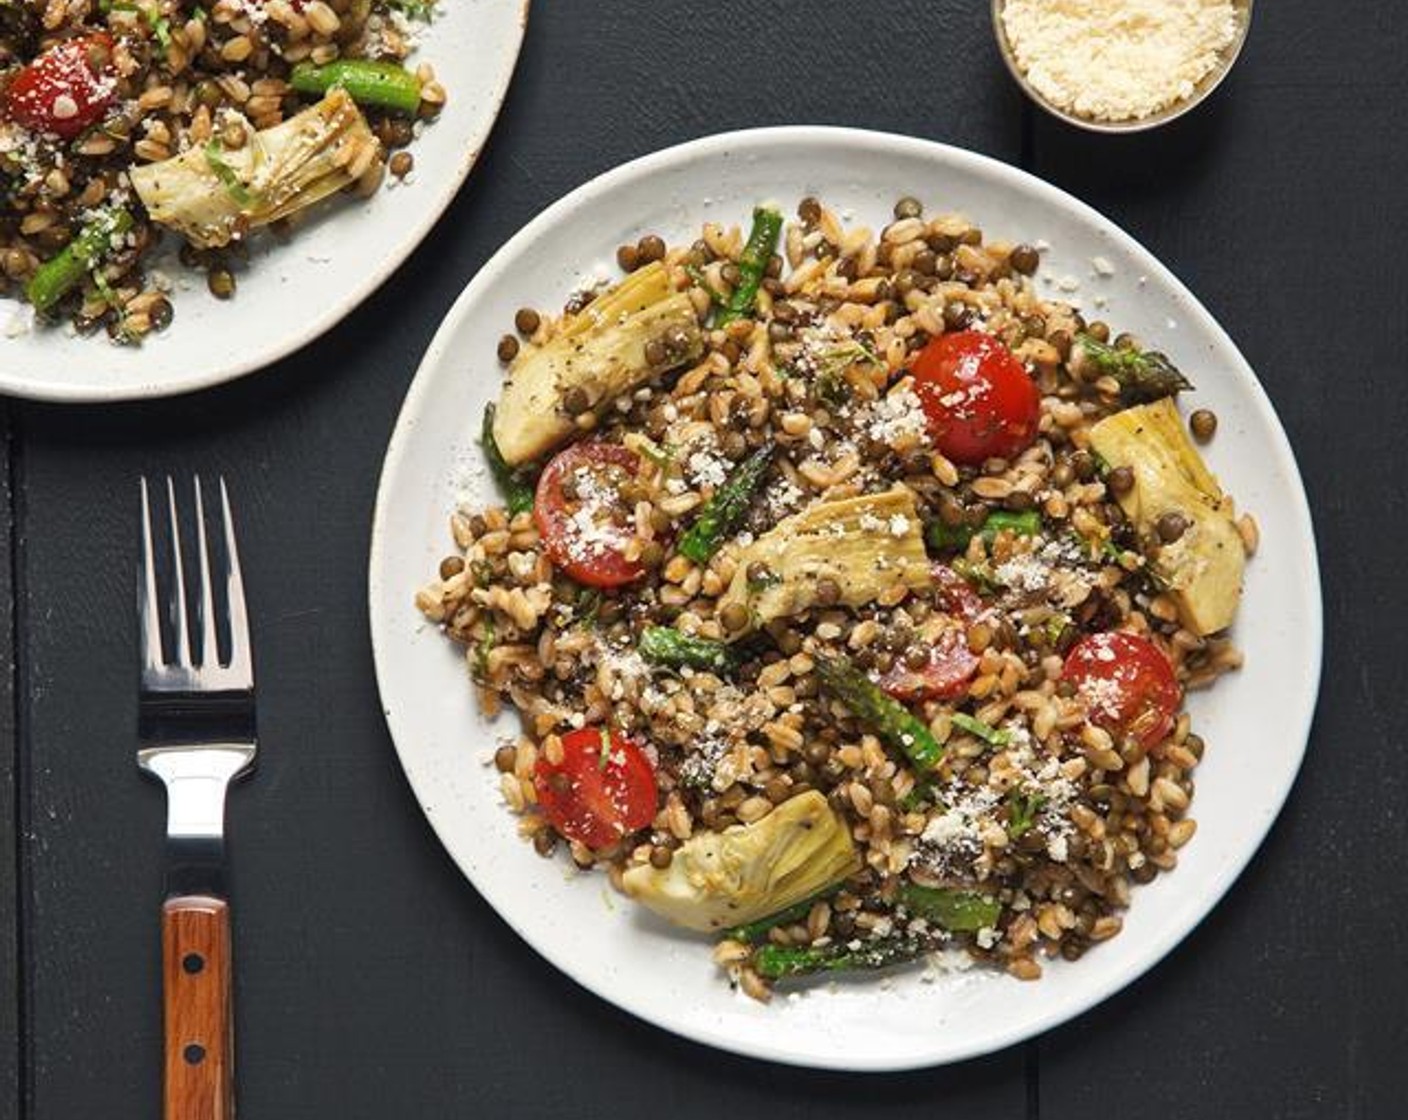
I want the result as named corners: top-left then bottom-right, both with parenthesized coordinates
top-left (162, 894), bottom-right (234, 1120)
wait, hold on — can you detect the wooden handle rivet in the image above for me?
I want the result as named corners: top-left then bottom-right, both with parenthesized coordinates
top-left (183, 1044), bottom-right (207, 1066)
top-left (182, 953), bottom-right (205, 974)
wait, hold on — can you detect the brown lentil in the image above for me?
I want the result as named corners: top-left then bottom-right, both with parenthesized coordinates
top-left (893, 196), bottom-right (923, 220)
top-left (1190, 408), bottom-right (1218, 443)
top-left (1009, 243), bottom-right (1040, 275)
top-left (207, 269), bottom-right (236, 300)
top-left (1156, 511), bottom-right (1189, 543)
top-left (1107, 465), bottom-right (1135, 496)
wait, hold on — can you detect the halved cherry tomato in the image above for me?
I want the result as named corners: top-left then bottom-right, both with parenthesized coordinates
top-left (1063, 631), bottom-right (1180, 750)
top-left (910, 330), bottom-right (1041, 465)
top-left (880, 628), bottom-right (979, 702)
top-left (931, 562), bottom-right (984, 622)
top-left (533, 727), bottom-right (657, 849)
top-left (534, 442), bottom-right (646, 589)
top-left (3, 34), bottom-right (116, 140)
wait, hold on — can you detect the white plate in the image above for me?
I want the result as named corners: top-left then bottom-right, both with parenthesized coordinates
top-left (369, 128), bottom-right (1322, 1070)
top-left (0, 0), bottom-right (528, 402)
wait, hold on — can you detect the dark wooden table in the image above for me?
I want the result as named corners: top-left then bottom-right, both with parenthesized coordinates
top-left (5, 3), bottom-right (1406, 1117)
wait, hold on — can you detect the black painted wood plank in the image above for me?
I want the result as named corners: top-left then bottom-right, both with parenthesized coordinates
top-left (15, 3), bottom-right (1029, 1118)
top-left (1028, 4), bottom-right (1408, 1118)
top-left (0, 406), bottom-right (18, 1120)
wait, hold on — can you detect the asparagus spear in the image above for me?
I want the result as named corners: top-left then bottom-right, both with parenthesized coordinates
top-left (925, 509), bottom-right (1042, 553)
top-left (724, 889), bottom-right (836, 944)
top-left (814, 653), bottom-right (944, 771)
top-left (715, 206), bottom-right (783, 326)
top-left (290, 59), bottom-right (422, 113)
top-left (1072, 333), bottom-right (1193, 404)
top-left (751, 934), bottom-right (932, 980)
top-left (950, 712), bottom-right (1011, 745)
top-left (638, 626), bottom-right (741, 675)
top-left (25, 209), bottom-right (133, 314)
top-left (677, 442), bottom-right (775, 565)
top-left (898, 884), bottom-right (1001, 932)
top-left (481, 404), bottom-right (535, 516)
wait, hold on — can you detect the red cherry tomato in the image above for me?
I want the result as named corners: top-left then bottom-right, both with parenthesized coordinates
top-left (534, 442), bottom-right (646, 589)
top-left (533, 727), bottom-right (657, 849)
top-left (1063, 631), bottom-right (1180, 750)
top-left (910, 330), bottom-right (1041, 465)
top-left (931, 562), bottom-right (984, 622)
top-left (3, 34), bottom-right (117, 140)
top-left (879, 629), bottom-right (979, 702)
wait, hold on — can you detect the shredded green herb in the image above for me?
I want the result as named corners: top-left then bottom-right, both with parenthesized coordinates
top-left (100, 1), bottom-right (170, 50)
top-left (576, 588), bottom-right (602, 629)
top-left (809, 338), bottom-right (880, 407)
top-left (951, 713), bottom-right (1011, 746)
top-left (203, 141), bottom-right (253, 206)
top-left (685, 264), bottom-right (730, 309)
top-left (633, 435), bottom-right (676, 468)
top-left (470, 559), bottom-right (495, 587)
top-left (384, 0), bottom-right (437, 18)
top-left (950, 557), bottom-right (1002, 596)
top-left (149, 10), bottom-right (171, 49)
top-left (897, 779), bottom-right (936, 813)
top-left (745, 568), bottom-right (782, 594)
top-left (1007, 790), bottom-right (1046, 838)
top-left (89, 267), bottom-right (117, 308)
top-left (473, 615), bottom-right (496, 681)
top-left (1042, 614), bottom-right (1071, 646)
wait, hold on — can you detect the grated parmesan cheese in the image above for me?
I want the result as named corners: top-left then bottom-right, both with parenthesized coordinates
top-left (1001, 0), bottom-right (1239, 123)
top-left (855, 387), bottom-right (931, 450)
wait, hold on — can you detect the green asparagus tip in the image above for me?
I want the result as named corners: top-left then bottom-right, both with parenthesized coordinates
top-left (715, 206), bottom-right (784, 327)
top-left (638, 626), bottom-right (740, 675)
top-left (290, 59), bottom-right (423, 114)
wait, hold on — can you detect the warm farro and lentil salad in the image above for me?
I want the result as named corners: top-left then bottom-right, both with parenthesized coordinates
top-left (1, 0), bottom-right (445, 341)
top-left (416, 195), bottom-right (1256, 1000)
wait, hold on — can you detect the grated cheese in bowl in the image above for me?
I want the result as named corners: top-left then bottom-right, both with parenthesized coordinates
top-left (998, 0), bottom-right (1244, 126)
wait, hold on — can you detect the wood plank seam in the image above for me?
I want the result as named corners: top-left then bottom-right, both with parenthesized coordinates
top-left (1014, 96), bottom-right (1041, 1120)
top-left (7, 404), bottom-right (28, 1120)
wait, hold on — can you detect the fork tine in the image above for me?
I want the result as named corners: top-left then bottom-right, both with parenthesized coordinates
top-left (193, 477), bottom-right (219, 669)
top-left (138, 478), bottom-right (165, 672)
top-left (219, 478), bottom-right (253, 686)
top-left (164, 477), bottom-right (193, 669)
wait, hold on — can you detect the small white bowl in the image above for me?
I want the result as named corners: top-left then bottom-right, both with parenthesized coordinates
top-left (992, 0), bottom-right (1254, 133)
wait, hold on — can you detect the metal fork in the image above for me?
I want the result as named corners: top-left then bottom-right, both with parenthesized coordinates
top-left (138, 477), bottom-right (256, 1120)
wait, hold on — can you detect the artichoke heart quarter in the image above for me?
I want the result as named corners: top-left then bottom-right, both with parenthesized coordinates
top-left (717, 489), bottom-right (932, 634)
top-left (1089, 398), bottom-right (1245, 636)
top-left (492, 261), bottom-right (705, 466)
top-left (621, 790), bottom-right (860, 932)
top-left (128, 90), bottom-right (377, 250)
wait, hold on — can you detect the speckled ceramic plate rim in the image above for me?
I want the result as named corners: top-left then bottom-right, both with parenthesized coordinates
top-left (0, 0), bottom-right (529, 402)
top-left (369, 126), bottom-right (1322, 1071)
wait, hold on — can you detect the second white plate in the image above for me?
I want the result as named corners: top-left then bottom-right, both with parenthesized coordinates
top-left (0, 0), bottom-right (528, 401)
top-left (369, 127), bottom-right (1321, 1070)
